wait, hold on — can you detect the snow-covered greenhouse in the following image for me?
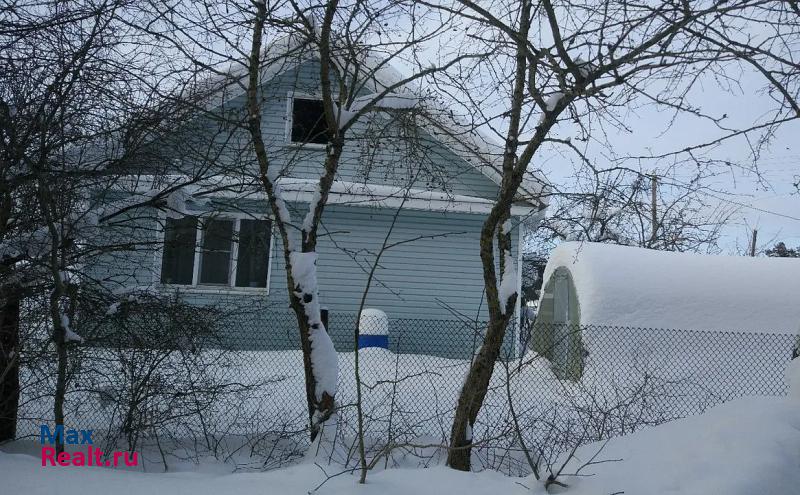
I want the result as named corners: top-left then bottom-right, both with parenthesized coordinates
top-left (532, 241), bottom-right (800, 379)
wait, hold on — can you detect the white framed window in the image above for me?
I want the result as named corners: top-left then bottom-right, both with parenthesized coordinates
top-left (158, 213), bottom-right (273, 292)
top-left (286, 92), bottom-right (330, 147)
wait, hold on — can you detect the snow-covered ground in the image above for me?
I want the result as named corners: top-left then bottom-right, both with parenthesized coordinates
top-left (557, 395), bottom-right (800, 494)
top-left (14, 331), bottom-right (793, 473)
top-left (3, 393), bottom-right (799, 494)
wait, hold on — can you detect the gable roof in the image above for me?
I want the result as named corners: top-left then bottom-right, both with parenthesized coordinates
top-left (193, 36), bottom-right (547, 210)
top-left (540, 241), bottom-right (800, 333)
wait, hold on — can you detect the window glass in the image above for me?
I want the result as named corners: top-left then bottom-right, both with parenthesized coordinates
top-left (199, 218), bottom-right (233, 285)
top-left (235, 219), bottom-right (271, 288)
top-left (160, 216), bottom-right (197, 284)
top-left (291, 98), bottom-right (329, 144)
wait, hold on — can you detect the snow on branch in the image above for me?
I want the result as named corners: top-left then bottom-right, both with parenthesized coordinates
top-left (574, 56), bottom-right (597, 78)
top-left (336, 93), bottom-right (421, 128)
top-left (538, 92), bottom-right (565, 124)
top-left (60, 313), bottom-right (83, 343)
top-left (301, 184), bottom-right (322, 234)
top-left (272, 183), bottom-right (297, 251)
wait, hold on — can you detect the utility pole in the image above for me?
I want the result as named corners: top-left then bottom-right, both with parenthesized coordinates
top-left (750, 229), bottom-right (758, 257)
top-left (649, 173), bottom-right (658, 247)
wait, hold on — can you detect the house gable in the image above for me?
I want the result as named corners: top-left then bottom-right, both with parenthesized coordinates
top-left (214, 59), bottom-right (504, 200)
top-left (129, 58), bottom-right (505, 204)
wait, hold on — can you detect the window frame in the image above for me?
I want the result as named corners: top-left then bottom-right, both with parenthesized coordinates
top-left (154, 211), bottom-right (274, 295)
top-left (285, 91), bottom-right (330, 149)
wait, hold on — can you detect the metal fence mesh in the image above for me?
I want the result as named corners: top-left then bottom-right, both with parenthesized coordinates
top-left (11, 302), bottom-right (797, 474)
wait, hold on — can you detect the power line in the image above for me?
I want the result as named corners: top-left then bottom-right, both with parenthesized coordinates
top-left (657, 176), bottom-right (800, 223)
top-left (700, 190), bottom-right (800, 223)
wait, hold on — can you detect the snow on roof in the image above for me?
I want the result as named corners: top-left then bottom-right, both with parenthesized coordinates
top-left (275, 178), bottom-right (539, 216)
top-left (541, 241), bottom-right (800, 333)
top-left (195, 36), bottom-right (547, 209)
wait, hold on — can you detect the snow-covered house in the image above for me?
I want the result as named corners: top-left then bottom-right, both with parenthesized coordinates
top-left (533, 242), bottom-right (800, 378)
top-left (88, 39), bottom-right (546, 357)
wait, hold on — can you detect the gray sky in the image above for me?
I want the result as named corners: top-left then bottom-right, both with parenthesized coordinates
top-left (534, 62), bottom-right (800, 255)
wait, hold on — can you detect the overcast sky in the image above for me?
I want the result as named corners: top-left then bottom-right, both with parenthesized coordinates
top-left (537, 67), bottom-right (800, 255)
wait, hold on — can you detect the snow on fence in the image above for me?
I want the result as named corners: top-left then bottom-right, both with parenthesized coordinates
top-left (10, 306), bottom-right (797, 475)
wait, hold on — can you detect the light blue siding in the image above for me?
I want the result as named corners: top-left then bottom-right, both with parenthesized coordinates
top-left (86, 202), bottom-right (522, 357)
top-left (277, 205), bottom-right (510, 320)
top-left (89, 202), bottom-right (518, 320)
top-left (269, 62), bottom-right (500, 199)
top-left (88, 208), bottom-right (162, 290)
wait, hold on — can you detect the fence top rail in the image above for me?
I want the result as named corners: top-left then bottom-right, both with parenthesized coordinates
top-left (531, 321), bottom-right (799, 339)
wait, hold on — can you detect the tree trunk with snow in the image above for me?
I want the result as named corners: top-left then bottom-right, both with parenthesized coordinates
top-left (50, 292), bottom-right (68, 455)
top-left (243, 0), bottom-right (454, 443)
top-left (36, 176), bottom-right (73, 455)
top-left (446, 0), bottom-right (532, 469)
top-left (286, 251), bottom-right (338, 439)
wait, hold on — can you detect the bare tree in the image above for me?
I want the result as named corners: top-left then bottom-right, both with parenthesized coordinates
top-left (0, 1), bottom-right (133, 452)
top-left (243, 1), bottom-right (478, 443)
top-left (426, 0), bottom-right (800, 471)
top-left (531, 163), bottom-right (734, 254)
top-left (0, 98), bottom-right (23, 442)
top-left (0, 0), bottom-right (226, 451)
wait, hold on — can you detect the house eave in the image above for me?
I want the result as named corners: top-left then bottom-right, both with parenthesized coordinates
top-left (276, 178), bottom-right (538, 216)
top-left (104, 175), bottom-right (539, 217)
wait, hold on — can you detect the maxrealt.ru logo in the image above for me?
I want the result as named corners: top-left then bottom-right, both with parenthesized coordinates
top-left (40, 425), bottom-right (138, 467)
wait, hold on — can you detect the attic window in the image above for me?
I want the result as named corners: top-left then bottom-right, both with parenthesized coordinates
top-left (290, 97), bottom-right (330, 145)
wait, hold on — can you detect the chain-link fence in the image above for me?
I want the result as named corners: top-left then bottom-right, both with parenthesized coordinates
top-left (10, 297), bottom-right (797, 474)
